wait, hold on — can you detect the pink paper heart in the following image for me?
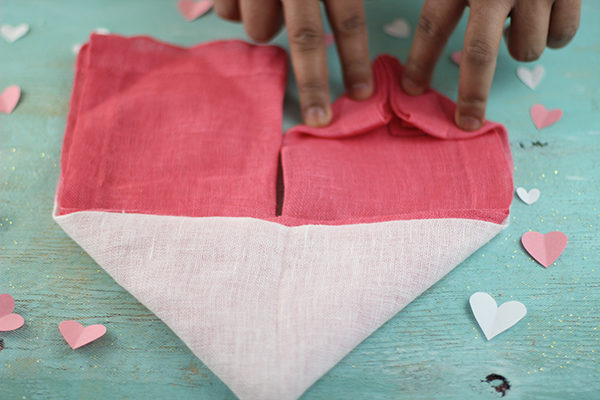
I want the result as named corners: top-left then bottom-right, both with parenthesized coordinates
top-left (59, 320), bottom-right (107, 349)
top-left (325, 33), bottom-right (334, 48)
top-left (0, 85), bottom-right (21, 114)
top-left (0, 293), bottom-right (25, 331)
top-left (451, 50), bottom-right (461, 65)
top-left (178, 0), bottom-right (213, 21)
top-left (521, 231), bottom-right (568, 268)
top-left (530, 104), bottom-right (562, 130)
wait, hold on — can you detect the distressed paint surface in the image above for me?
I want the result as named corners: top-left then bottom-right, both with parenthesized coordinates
top-left (1, 1), bottom-right (599, 399)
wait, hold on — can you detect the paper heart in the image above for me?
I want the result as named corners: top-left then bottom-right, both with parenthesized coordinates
top-left (470, 292), bottom-right (526, 340)
top-left (1, 23), bottom-right (30, 43)
top-left (325, 33), bottom-right (334, 48)
top-left (178, 0), bottom-right (213, 21)
top-left (530, 104), bottom-right (562, 130)
top-left (451, 50), bottom-right (461, 65)
top-left (516, 187), bottom-right (540, 205)
top-left (72, 28), bottom-right (111, 55)
top-left (0, 294), bottom-right (25, 331)
top-left (517, 65), bottom-right (545, 90)
top-left (59, 320), bottom-right (107, 349)
top-left (521, 231), bottom-right (568, 268)
top-left (0, 86), bottom-right (21, 114)
top-left (384, 19), bottom-right (410, 38)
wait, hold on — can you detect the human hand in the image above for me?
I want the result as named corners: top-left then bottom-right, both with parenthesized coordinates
top-left (402, 0), bottom-right (581, 131)
top-left (213, 0), bottom-right (373, 127)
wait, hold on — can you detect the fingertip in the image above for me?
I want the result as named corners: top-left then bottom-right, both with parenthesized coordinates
top-left (303, 105), bottom-right (332, 127)
top-left (455, 110), bottom-right (483, 131)
top-left (401, 73), bottom-right (426, 96)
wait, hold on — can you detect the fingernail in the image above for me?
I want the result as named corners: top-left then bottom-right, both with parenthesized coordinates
top-left (458, 114), bottom-right (482, 131)
top-left (351, 82), bottom-right (373, 100)
top-left (304, 106), bottom-right (329, 127)
top-left (401, 74), bottom-right (424, 95)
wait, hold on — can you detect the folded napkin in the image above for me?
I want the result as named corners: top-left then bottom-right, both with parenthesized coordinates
top-left (54, 34), bottom-right (513, 399)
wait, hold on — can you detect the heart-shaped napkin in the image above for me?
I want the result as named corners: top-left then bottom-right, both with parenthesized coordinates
top-left (0, 293), bottom-right (25, 331)
top-left (53, 35), bottom-right (513, 400)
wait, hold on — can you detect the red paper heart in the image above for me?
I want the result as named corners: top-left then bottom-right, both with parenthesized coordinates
top-left (0, 293), bottom-right (25, 331)
top-left (530, 104), bottom-right (562, 130)
top-left (178, 0), bottom-right (213, 21)
top-left (59, 320), bottom-right (107, 349)
top-left (521, 231), bottom-right (568, 268)
top-left (0, 85), bottom-right (21, 114)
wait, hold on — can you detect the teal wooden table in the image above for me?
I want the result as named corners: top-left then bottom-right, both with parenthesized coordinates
top-left (1, 1), bottom-right (599, 399)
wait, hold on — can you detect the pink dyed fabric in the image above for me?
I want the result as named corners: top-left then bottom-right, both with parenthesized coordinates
top-left (56, 34), bottom-right (512, 225)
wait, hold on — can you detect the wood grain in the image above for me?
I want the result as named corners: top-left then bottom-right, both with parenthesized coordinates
top-left (1, 0), bottom-right (599, 398)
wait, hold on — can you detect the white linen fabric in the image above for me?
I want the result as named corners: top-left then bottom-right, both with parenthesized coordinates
top-left (54, 205), bottom-right (507, 399)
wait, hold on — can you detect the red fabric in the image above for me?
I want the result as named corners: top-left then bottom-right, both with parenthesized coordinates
top-left (56, 34), bottom-right (513, 226)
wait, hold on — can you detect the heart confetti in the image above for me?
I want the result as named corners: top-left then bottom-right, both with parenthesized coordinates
top-left (325, 33), bottom-right (334, 48)
top-left (178, 0), bottom-right (213, 21)
top-left (516, 187), bottom-right (540, 205)
top-left (470, 292), bottom-right (526, 340)
top-left (0, 294), bottom-right (25, 332)
top-left (0, 85), bottom-right (21, 114)
top-left (530, 104), bottom-right (562, 130)
top-left (517, 65), bottom-right (545, 90)
top-left (72, 28), bottom-right (111, 55)
top-left (451, 50), bottom-right (461, 66)
top-left (59, 320), bottom-right (107, 349)
top-left (521, 231), bottom-right (568, 268)
top-left (384, 19), bottom-right (410, 38)
top-left (1, 23), bottom-right (30, 43)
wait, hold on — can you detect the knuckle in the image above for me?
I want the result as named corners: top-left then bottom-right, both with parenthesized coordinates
top-left (416, 14), bottom-right (445, 42)
top-left (343, 58), bottom-right (370, 78)
top-left (298, 79), bottom-right (328, 96)
top-left (335, 12), bottom-right (366, 36)
top-left (463, 39), bottom-right (496, 66)
top-left (289, 25), bottom-right (324, 51)
top-left (458, 94), bottom-right (487, 110)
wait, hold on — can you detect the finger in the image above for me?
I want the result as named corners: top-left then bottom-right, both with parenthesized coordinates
top-left (240, 0), bottom-right (283, 43)
top-left (456, 2), bottom-right (511, 131)
top-left (324, 0), bottom-right (373, 100)
top-left (506, 0), bottom-right (552, 62)
top-left (282, 0), bottom-right (331, 127)
top-left (401, 0), bottom-right (465, 95)
top-left (547, 0), bottom-right (581, 48)
top-left (213, 0), bottom-right (241, 21)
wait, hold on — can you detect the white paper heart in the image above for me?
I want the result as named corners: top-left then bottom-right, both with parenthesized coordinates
top-left (515, 187), bottom-right (540, 205)
top-left (1, 23), bottom-right (30, 43)
top-left (470, 292), bottom-right (526, 340)
top-left (384, 19), bottom-right (410, 38)
top-left (517, 65), bottom-right (545, 90)
top-left (72, 28), bottom-right (111, 54)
